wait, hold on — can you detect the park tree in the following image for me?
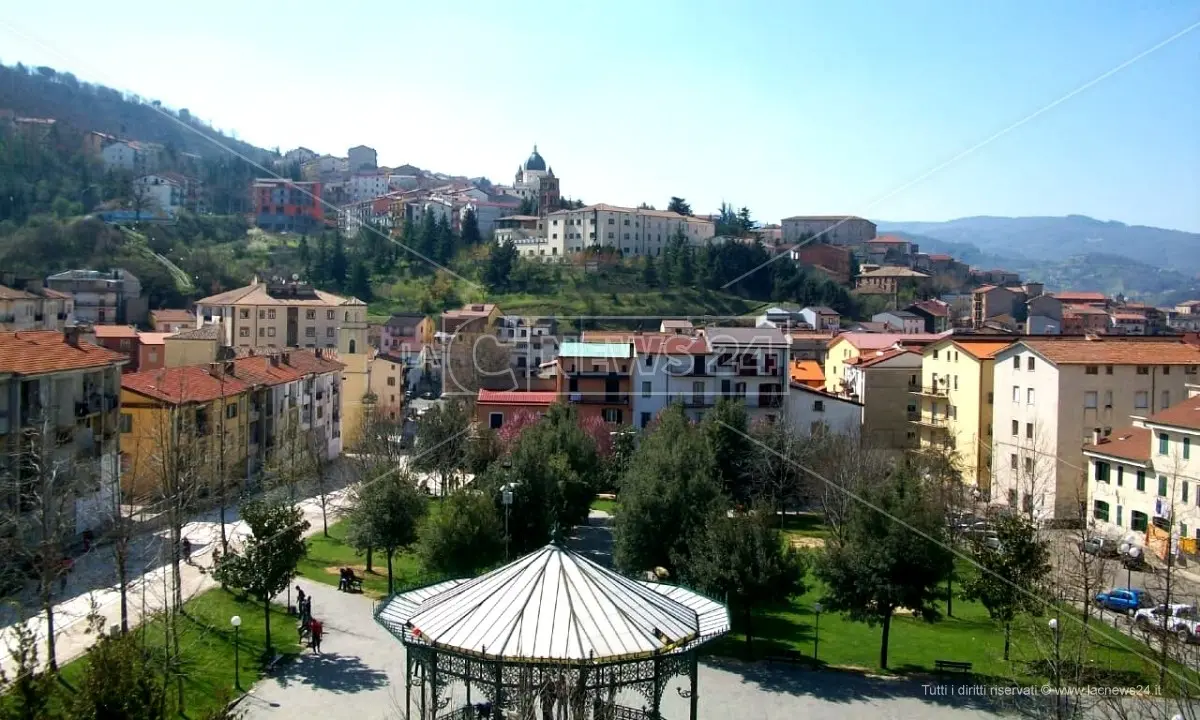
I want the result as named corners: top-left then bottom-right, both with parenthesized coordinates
top-left (0, 620), bottom-right (62, 720)
top-left (615, 405), bottom-right (725, 575)
top-left (962, 514), bottom-right (1051, 660)
top-left (329, 232), bottom-right (348, 289)
top-left (667, 196), bottom-right (692, 216)
top-left (215, 498), bottom-right (309, 656)
top-left (461, 207), bottom-right (482, 246)
top-left (411, 398), bottom-right (472, 496)
top-left (748, 419), bottom-right (813, 516)
top-left (349, 260), bottom-right (373, 301)
top-left (701, 398), bottom-right (753, 502)
top-left (346, 470), bottom-right (427, 593)
top-left (484, 239), bottom-right (519, 291)
top-left (433, 214), bottom-right (456, 264)
top-left (416, 489), bottom-right (505, 577)
top-left (641, 253), bottom-right (658, 286)
top-left (683, 507), bottom-right (806, 656)
top-left (72, 630), bottom-right (166, 720)
top-left (816, 469), bottom-right (953, 669)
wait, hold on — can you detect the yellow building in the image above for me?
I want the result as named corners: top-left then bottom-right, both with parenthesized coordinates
top-left (163, 323), bottom-right (222, 367)
top-left (119, 363), bottom-right (251, 500)
top-left (824, 331), bottom-right (944, 393)
top-left (912, 337), bottom-right (1015, 492)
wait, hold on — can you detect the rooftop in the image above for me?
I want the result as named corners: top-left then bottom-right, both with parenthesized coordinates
top-left (702, 326), bottom-right (790, 347)
top-left (477, 389), bottom-right (559, 406)
top-left (122, 365), bottom-right (251, 405)
top-left (196, 279), bottom-right (363, 308)
top-left (171, 323), bottom-right (221, 341)
top-left (791, 359), bottom-right (825, 383)
top-left (781, 215), bottom-right (871, 222)
top-left (1146, 393), bottom-right (1200, 432)
top-left (1084, 427), bottom-right (1151, 464)
top-left (583, 332), bottom-right (710, 356)
top-left (558, 341), bottom-right (634, 359)
top-left (442, 303), bottom-right (498, 319)
top-left (136, 332), bottom-right (174, 346)
top-left (858, 266), bottom-right (930, 279)
top-left (0, 331), bottom-right (126, 376)
top-left (847, 348), bottom-right (917, 368)
top-left (149, 308), bottom-right (195, 323)
top-left (92, 325), bottom-right (140, 339)
top-left (1053, 291), bottom-right (1108, 303)
top-left (1019, 338), bottom-right (1200, 365)
top-left (833, 331), bottom-right (949, 351)
top-left (866, 235), bottom-right (910, 245)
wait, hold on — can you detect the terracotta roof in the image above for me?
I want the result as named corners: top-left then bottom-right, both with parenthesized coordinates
top-left (443, 303), bottom-right (498, 319)
top-left (1146, 394), bottom-right (1200, 432)
top-left (1112, 312), bottom-right (1146, 321)
top-left (150, 309), bottom-right (195, 323)
top-left (788, 381), bottom-right (864, 406)
top-left (927, 254), bottom-right (954, 261)
top-left (909, 300), bottom-right (951, 317)
top-left (791, 360), bottom-right (824, 382)
top-left (280, 349), bottom-right (346, 374)
top-left (122, 365), bottom-right (251, 404)
top-left (858, 266), bottom-right (930, 278)
top-left (1020, 338), bottom-right (1200, 365)
top-left (229, 355), bottom-right (305, 386)
top-left (1084, 427), bottom-right (1151, 463)
top-left (92, 325), bottom-right (140, 339)
top-left (196, 282), bottom-right (361, 307)
top-left (136, 332), bottom-right (174, 346)
top-left (865, 235), bottom-right (909, 245)
top-left (851, 348), bottom-right (917, 368)
top-left (949, 338), bottom-right (1015, 359)
top-left (1053, 291), bottom-right (1107, 303)
top-left (477, 389), bottom-right (559, 405)
top-left (834, 331), bottom-right (949, 351)
top-left (37, 287), bottom-right (72, 300)
top-left (0, 284), bottom-right (36, 300)
top-left (1064, 304), bottom-right (1109, 316)
top-left (0, 331), bottom-right (126, 376)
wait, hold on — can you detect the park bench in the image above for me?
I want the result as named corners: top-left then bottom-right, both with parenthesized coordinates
top-left (346, 571), bottom-right (364, 593)
top-left (934, 660), bottom-right (973, 674)
top-left (767, 649), bottom-right (805, 664)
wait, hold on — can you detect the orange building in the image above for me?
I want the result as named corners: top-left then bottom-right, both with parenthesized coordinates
top-left (476, 389), bottom-right (559, 429)
top-left (556, 341), bottom-right (634, 425)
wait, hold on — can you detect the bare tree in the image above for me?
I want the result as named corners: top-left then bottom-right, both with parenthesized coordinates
top-left (304, 426), bottom-right (334, 537)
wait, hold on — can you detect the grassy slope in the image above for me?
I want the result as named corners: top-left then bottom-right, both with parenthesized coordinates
top-left (58, 588), bottom-right (300, 718)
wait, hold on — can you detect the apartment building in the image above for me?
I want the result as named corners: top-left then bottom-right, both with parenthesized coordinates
top-left (556, 341), bottom-right (634, 425)
top-left (698, 327), bottom-right (789, 424)
top-left (46, 269), bottom-right (145, 326)
top-left (0, 284), bottom-right (74, 331)
top-left (368, 353), bottom-right (407, 422)
top-left (544, 204), bottom-right (715, 258)
top-left (441, 303), bottom-right (502, 336)
top-left (0, 330), bottom-right (127, 540)
top-left (133, 173), bottom-right (198, 214)
top-left (856, 266), bottom-right (931, 295)
top-left (251, 179), bottom-right (324, 233)
top-left (582, 332), bottom-right (711, 429)
top-left (991, 337), bottom-right (1200, 521)
top-left (149, 309), bottom-right (196, 333)
top-left (840, 348), bottom-right (923, 452)
top-left (477, 389), bottom-right (559, 430)
top-left (913, 338), bottom-right (1015, 493)
top-left (781, 216), bottom-right (876, 246)
top-left (786, 382), bottom-right (863, 435)
top-left (495, 215), bottom-right (552, 258)
top-left (382, 313), bottom-right (435, 350)
top-left (1085, 389), bottom-right (1200, 551)
top-left (787, 243), bottom-right (853, 284)
top-left (497, 316), bottom-right (559, 376)
top-left (824, 332), bottom-right (946, 393)
top-left (92, 325), bottom-right (143, 372)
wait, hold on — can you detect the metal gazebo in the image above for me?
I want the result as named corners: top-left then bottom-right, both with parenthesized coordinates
top-left (375, 543), bottom-right (730, 720)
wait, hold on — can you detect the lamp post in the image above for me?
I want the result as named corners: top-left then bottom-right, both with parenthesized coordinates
top-left (231, 615), bottom-right (242, 690)
top-left (1048, 616), bottom-right (1061, 716)
top-left (501, 481), bottom-right (515, 561)
top-left (813, 602), bottom-right (822, 663)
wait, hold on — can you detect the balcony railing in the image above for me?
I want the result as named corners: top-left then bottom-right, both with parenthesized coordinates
top-left (908, 383), bottom-right (948, 397)
top-left (910, 414), bottom-right (950, 429)
top-left (677, 396), bottom-right (715, 408)
top-left (568, 393), bottom-right (629, 405)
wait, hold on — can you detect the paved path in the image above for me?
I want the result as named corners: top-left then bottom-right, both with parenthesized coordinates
top-left (242, 513), bottom-right (1010, 720)
top-left (0, 484), bottom-right (355, 677)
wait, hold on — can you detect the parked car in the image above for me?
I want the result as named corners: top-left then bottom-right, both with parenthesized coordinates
top-left (1094, 587), bottom-right (1152, 614)
top-left (1134, 603), bottom-right (1197, 640)
top-left (1079, 536), bottom-right (1121, 558)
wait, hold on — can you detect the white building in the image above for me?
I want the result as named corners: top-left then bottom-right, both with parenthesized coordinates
top-left (133, 173), bottom-right (189, 213)
top-left (781, 215), bottom-right (876, 246)
top-left (991, 338), bottom-right (1200, 522)
top-left (347, 173), bottom-right (391, 203)
top-left (102, 141), bottom-right (158, 173)
top-left (1084, 387), bottom-right (1200, 550)
top-left (786, 382), bottom-right (863, 435)
top-left (544, 204), bottom-right (715, 258)
top-left (348, 145), bottom-right (378, 171)
top-left (497, 316), bottom-right (560, 376)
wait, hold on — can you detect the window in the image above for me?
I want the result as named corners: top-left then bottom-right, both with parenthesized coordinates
top-left (1085, 365), bottom-right (1098, 375)
top-left (640, 412), bottom-right (651, 428)
top-left (1137, 365), bottom-right (1149, 375)
top-left (226, 403), bottom-right (238, 419)
top-left (1184, 523), bottom-right (1190, 538)
top-left (1135, 391), bottom-right (1148, 409)
top-left (1022, 494), bottom-right (1033, 513)
top-left (327, 310), bottom-right (335, 320)
top-left (1159, 433), bottom-right (1170, 455)
top-left (1084, 391), bottom-right (1097, 409)
top-left (1011, 420), bottom-right (1019, 436)
top-left (1093, 500), bottom-right (1109, 522)
top-left (607, 218), bottom-right (614, 225)
top-left (641, 381), bottom-right (651, 398)
top-left (306, 309), bottom-right (316, 320)
top-left (644, 355), bottom-right (652, 368)
top-left (1116, 505), bottom-right (1123, 526)
top-left (239, 308), bottom-right (250, 319)
top-left (1185, 438), bottom-right (1192, 460)
top-left (953, 375), bottom-right (958, 390)
top-left (933, 349), bottom-right (939, 360)
top-left (1010, 453), bottom-right (1018, 470)
top-left (1162, 390), bottom-right (1170, 408)
top-left (387, 376), bottom-right (396, 386)
top-left (1024, 457), bottom-right (1033, 474)
top-left (120, 413), bottom-right (132, 433)
top-left (813, 400), bottom-right (825, 412)
top-left (259, 310), bottom-right (266, 319)
top-left (1027, 357), bottom-right (1035, 371)
top-left (988, 391), bottom-right (994, 404)
top-left (1104, 390), bottom-right (1113, 409)
top-left (1095, 461), bottom-right (1110, 483)
top-left (1131, 511), bottom-right (1149, 532)
top-left (327, 327), bottom-right (335, 338)
top-left (1158, 475), bottom-right (1168, 497)
top-left (239, 327), bottom-right (250, 338)
top-left (305, 327), bottom-right (316, 337)
top-left (1026, 423), bottom-right (1033, 439)
top-left (268, 309), bottom-right (276, 319)
top-left (1117, 466), bottom-right (1124, 486)
top-left (602, 408), bottom-right (623, 423)
top-left (259, 328), bottom-right (265, 337)
top-left (489, 412), bottom-right (503, 429)
top-left (1185, 482), bottom-right (1190, 504)
top-left (1136, 470), bottom-right (1146, 492)
top-left (267, 327), bottom-right (276, 337)
top-left (1026, 388), bottom-right (1035, 405)
top-left (1105, 365), bottom-right (1113, 375)
top-left (1012, 385), bottom-right (1020, 403)
top-left (1008, 488), bottom-right (1018, 506)
top-left (1164, 366), bottom-right (1172, 375)
top-left (1013, 356), bottom-right (1020, 369)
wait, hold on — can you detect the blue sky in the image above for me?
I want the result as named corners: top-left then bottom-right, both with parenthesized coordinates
top-left (3, 1), bottom-right (1198, 231)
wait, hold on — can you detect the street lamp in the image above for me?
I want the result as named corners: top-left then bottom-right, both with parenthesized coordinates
top-left (812, 602), bottom-right (823, 663)
top-left (501, 481), bottom-right (517, 561)
top-left (1048, 617), bottom-right (1061, 703)
top-left (231, 615), bottom-right (242, 690)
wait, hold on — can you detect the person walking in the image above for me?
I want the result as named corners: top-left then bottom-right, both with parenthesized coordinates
top-left (181, 537), bottom-right (192, 565)
top-left (309, 617), bottom-right (323, 654)
top-left (295, 586), bottom-right (306, 617)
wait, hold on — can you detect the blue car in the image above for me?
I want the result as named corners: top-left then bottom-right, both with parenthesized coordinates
top-left (1094, 587), bottom-right (1152, 615)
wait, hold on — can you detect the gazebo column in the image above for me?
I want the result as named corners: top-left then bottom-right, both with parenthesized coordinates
top-left (651, 656), bottom-right (663, 720)
top-left (493, 661), bottom-right (504, 720)
top-left (429, 652), bottom-right (439, 720)
top-left (404, 654), bottom-right (412, 720)
top-left (689, 651), bottom-right (698, 720)
top-left (420, 659), bottom-right (427, 720)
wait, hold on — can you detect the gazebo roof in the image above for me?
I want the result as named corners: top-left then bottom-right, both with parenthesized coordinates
top-left (377, 544), bottom-right (729, 664)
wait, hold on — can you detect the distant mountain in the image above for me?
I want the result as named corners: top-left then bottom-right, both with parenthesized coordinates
top-left (0, 62), bottom-right (272, 162)
top-left (878, 215), bottom-right (1200, 278)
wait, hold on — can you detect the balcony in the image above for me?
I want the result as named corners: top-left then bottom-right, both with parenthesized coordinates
top-left (677, 396), bottom-right (715, 408)
top-left (908, 382), bottom-right (948, 396)
top-left (910, 414), bottom-right (950, 429)
top-left (565, 368), bottom-right (629, 377)
top-left (568, 393), bottom-right (629, 405)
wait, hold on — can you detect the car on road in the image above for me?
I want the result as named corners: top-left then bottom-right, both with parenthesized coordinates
top-left (1094, 587), bottom-right (1152, 614)
top-left (1134, 603), bottom-right (1198, 641)
top-left (1079, 536), bottom-right (1122, 558)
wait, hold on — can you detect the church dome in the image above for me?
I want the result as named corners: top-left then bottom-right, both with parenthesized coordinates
top-left (524, 145), bottom-right (546, 172)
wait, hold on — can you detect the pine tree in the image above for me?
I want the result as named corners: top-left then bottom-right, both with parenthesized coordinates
top-left (461, 207), bottom-right (482, 246)
top-left (642, 254), bottom-right (658, 286)
top-left (434, 214), bottom-right (456, 264)
top-left (484, 239), bottom-right (518, 291)
top-left (329, 232), bottom-right (348, 289)
top-left (350, 260), bottom-right (373, 301)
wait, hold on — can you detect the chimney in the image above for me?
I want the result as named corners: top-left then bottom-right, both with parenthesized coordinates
top-left (1092, 427), bottom-right (1102, 445)
top-left (208, 362), bottom-right (222, 378)
top-left (64, 325), bottom-right (84, 348)
top-left (281, 351), bottom-right (291, 366)
top-left (269, 354), bottom-right (280, 367)
top-left (224, 361), bottom-right (236, 376)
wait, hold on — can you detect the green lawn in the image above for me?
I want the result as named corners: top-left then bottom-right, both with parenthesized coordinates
top-left (56, 588), bottom-right (300, 718)
top-left (711, 567), bottom-right (1173, 687)
top-left (779, 512), bottom-right (829, 541)
top-left (591, 498), bottom-right (619, 515)
top-left (296, 518), bottom-right (423, 599)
